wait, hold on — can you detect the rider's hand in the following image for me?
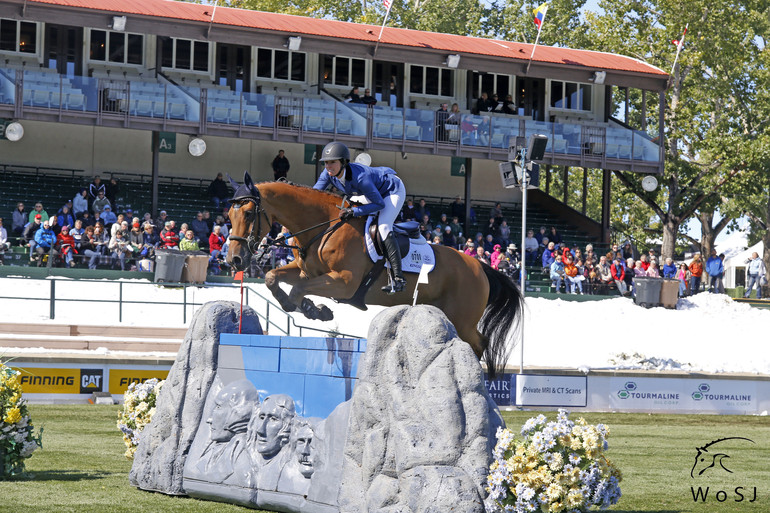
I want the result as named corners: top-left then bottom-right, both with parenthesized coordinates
top-left (339, 208), bottom-right (355, 220)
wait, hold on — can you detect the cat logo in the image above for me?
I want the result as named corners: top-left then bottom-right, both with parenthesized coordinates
top-left (80, 369), bottom-right (104, 394)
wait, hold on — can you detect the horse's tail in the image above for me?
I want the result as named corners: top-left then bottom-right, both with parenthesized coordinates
top-left (479, 263), bottom-right (523, 378)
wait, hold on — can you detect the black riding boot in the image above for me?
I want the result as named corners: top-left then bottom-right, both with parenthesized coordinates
top-left (381, 232), bottom-right (406, 294)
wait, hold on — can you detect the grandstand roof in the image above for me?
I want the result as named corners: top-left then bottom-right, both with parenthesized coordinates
top-left (26, 0), bottom-right (666, 80)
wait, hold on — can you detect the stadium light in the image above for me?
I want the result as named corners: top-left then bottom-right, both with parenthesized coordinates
top-left (111, 16), bottom-right (127, 32)
top-left (446, 54), bottom-right (461, 69)
top-left (287, 36), bottom-right (302, 51)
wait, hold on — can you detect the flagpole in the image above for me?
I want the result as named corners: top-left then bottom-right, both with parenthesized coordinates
top-left (374, 3), bottom-right (394, 55)
top-left (670, 24), bottom-right (689, 76)
top-left (525, 27), bottom-right (543, 75)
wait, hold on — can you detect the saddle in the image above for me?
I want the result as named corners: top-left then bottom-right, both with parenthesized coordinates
top-left (367, 214), bottom-right (423, 258)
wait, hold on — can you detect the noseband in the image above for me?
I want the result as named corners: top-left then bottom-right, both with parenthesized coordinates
top-left (229, 195), bottom-right (269, 256)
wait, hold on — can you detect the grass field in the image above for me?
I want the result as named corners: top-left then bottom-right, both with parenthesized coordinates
top-left (0, 406), bottom-right (767, 512)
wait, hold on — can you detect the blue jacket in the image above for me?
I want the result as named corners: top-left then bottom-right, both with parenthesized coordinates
top-left (705, 256), bottom-right (724, 277)
top-left (313, 163), bottom-right (400, 217)
top-left (34, 227), bottom-right (57, 248)
top-left (542, 249), bottom-right (555, 268)
top-left (550, 260), bottom-right (564, 280)
top-left (662, 263), bottom-right (677, 279)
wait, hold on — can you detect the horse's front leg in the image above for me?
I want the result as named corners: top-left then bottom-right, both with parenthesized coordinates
top-left (287, 269), bottom-right (357, 322)
top-left (264, 260), bottom-right (304, 313)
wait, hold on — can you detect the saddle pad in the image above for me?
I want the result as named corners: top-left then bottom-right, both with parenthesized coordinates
top-left (364, 217), bottom-right (436, 274)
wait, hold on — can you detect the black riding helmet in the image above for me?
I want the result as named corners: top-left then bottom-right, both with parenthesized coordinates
top-left (319, 142), bottom-right (350, 164)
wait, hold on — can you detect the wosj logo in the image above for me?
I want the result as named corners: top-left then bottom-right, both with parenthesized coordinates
top-left (690, 436), bottom-right (758, 504)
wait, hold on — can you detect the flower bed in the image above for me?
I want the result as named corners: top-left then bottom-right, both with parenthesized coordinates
top-left (117, 378), bottom-right (164, 460)
top-left (488, 409), bottom-right (622, 512)
top-left (0, 364), bottom-right (43, 478)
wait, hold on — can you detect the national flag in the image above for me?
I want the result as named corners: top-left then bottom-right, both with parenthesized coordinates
top-left (533, 2), bottom-right (548, 30)
top-left (383, 0), bottom-right (393, 10)
top-left (671, 26), bottom-right (687, 49)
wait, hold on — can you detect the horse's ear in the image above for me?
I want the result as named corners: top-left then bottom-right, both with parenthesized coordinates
top-left (243, 171), bottom-right (258, 196)
top-left (226, 173), bottom-right (239, 191)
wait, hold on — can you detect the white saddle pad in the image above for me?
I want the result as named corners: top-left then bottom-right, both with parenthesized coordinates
top-left (364, 217), bottom-right (436, 274)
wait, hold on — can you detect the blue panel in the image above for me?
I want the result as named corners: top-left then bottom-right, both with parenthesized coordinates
top-left (220, 333), bottom-right (249, 346)
top-left (251, 335), bottom-right (282, 348)
top-left (244, 370), bottom-right (306, 416)
top-left (358, 339), bottom-right (368, 352)
top-left (303, 375), bottom-right (355, 418)
top-left (241, 346), bottom-right (280, 372)
top-left (280, 337), bottom-right (329, 350)
top-left (280, 348), bottom-right (308, 374)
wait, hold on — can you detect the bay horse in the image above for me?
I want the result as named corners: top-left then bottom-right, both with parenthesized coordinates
top-left (225, 172), bottom-right (522, 375)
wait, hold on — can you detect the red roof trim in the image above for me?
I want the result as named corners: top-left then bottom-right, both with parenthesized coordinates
top-left (28, 0), bottom-right (667, 77)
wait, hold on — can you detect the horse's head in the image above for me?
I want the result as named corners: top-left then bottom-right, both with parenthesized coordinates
top-left (226, 171), bottom-right (268, 272)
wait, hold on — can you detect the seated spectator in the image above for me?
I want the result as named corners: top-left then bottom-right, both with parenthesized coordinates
top-left (662, 257), bottom-right (677, 279)
top-left (499, 244), bottom-right (520, 277)
top-left (564, 255), bottom-right (584, 294)
top-left (611, 255), bottom-right (628, 296)
top-left (449, 195), bottom-right (465, 223)
top-left (180, 229), bottom-right (200, 251)
top-left (105, 177), bottom-right (120, 206)
top-left (490, 203), bottom-right (503, 225)
top-left (12, 202), bottom-right (26, 237)
top-left (109, 230), bottom-right (132, 270)
top-left (215, 216), bottom-right (230, 239)
top-left (541, 241), bottom-right (556, 270)
top-left (202, 210), bottom-right (214, 232)
top-left (401, 199), bottom-right (417, 221)
top-left (431, 235), bottom-right (441, 245)
top-left (498, 220), bottom-right (511, 246)
top-left (33, 220), bottom-right (58, 266)
top-left (535, 226), bottom-right (547, 247)
top-left (560, 244), bottom-right (573, 262)
top-left (501, 94), bottom-right (516, 115)
top-left (57, 225), bottom-right (77, 268)
top-left (128, 222), bottom-right (144, 259)
top-left (48, 214), bottom-right (62, 236)
top-left (475, 246), bottom-right (490, 265)
top-left (448, 217), bottom-right (462, 239)
top-left (475, 92), bottom-right (493, 113)
top-left (29, 202), bottom-right (49, 224)
top-left (101, 205), bottom-right (117, 226)
top-left (70, 219), bottom-right (85, 248)
top-left (140, 223), bottom-right (159, 258)
top-left (634, 260), bottom-right (646, 277)
top-left (419, 215), bottom-right (433, 240)
top-left (548, 226), bottom-right (562, 246)
top-left (474, 232), bottom-right (485, 249)
top-left (23, 214), bottom-right (43, 254)
top-left (441, 225), bottom-right (456, 248)
top-left (110, 215), bottom-right (126, 238)
top-left (177, 222), bottom-right (189, 241)
top-left (80, 211), bottom-right (95, 228)
top-left (191, 212), bottom-right (210, 247)
top-left (0, 218), bottom-right (8, 264)
top-left (155, 210), bottom-right (170, 233)
top-left (361, 88), bottom-right (377, 105)
top-left (483, 234), bottom-right (496, 254)
top-left (550, 254), bottom-right (565, 293)
top-left (434, 213), bottom-right (449, 233)
top-left (92, 190), bottom-right (110, 215)
top-left (597, 255), bottom-right (613, 293)
top-left (623, 242), bottom-right (635, 260)
top-left (73, 189), bottom-right (88, 218)
top-left (208, 172), bottom-right (230, 210)
top-left (463, 240), bottom-right (476, 256)
top-left (160, 221), bottom-right (180, 249)
top-left (490, 244), bottom-right (504, 270)
top-left (447, 103), bottom-right (462, 126)
top-left (584, 244), bottom-right (597, 265)
top-left (485, 217), bottom-right (499, 240)
top-left (624, 258), bottom-right (636, 295)
top-left (646, 260), bottom-right (661, 278)
top-left (79, 226), bottom-right (99, 269)
top-left (209, 226), bottom-right (226, 275)
top-left (639, 254), bottom-right (650, 271)
top-left (584, 261), bottom-right (597, 294)
top-left (415, 199), bottom-right (430, 222)
top-left (345, 86), bottom-right (363, 103)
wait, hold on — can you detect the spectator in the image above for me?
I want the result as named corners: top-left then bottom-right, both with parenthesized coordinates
top-left (91, 224), bottom-right (110, 266)
top-left (48, 214), bottom-right (62, 236)
top-left (449, 195), bottom-right (465, 223)
top-left (436, 103), bottom-right (450, 142)
top-left (483, 234), bottom-right (496, 254)
top-left (624, 258), bottom-right (636, 295)
top-left (33, 220), bottom-right (58, 266)
top-left (473, 232), bottom-right (485, 249)
top-left (207, 172), bottom-right (230, 210)
top-left (689, 253), bottom-right (703, 294)
top-left (441, 225), bottom-right (456, 248)
top-left (485, 217), bottom-right (499, 240)
top-left (128, 222), bottom-right (144, 259)
top-left (584, 244), bottom-right (597, 265)
top-left (88, 176), bottom-right (105, 212)
top-left (646, 260), bottom-right (661, 278)
top-left (271, 149), bottom-right (291, 181)
top-left (475, 92), bottom-right (493, 113)
top-left (56, 205), bottom-right (75, 229)
top-left (718, 253), bottom-right (727, 293)
top-left (92, 190), bottom-right (111, 214)
top-left (155, 210), bottom-right (169, 232)
top-left (140, 223), bottom-right (159, 258)
top-left (744, 252), bottom-right (766, 299)
top-left (0, 218), bottom-right (7, 264)
top-left (501, 94), bottom-right (516, 115)
top-left (29, 202), bottom-right (49, 224)
top-left (501, 244), bottom-right (520, 275)
top-left (431, 235), bottom-right (441, 245)
top-left (498, 220), bottom-right (511, 246)
top-left (202, 210), bottom-right (214, 232)
top-left (191, 212), bottom-right (210, 247)
top-left (524, 229), bottom-right (539, 266)
top-left (73, 189), bottom-right (88, 218)
top-left (462, 240), bottom-right (474, 256)
top-left (80, 211), bottom-right (94, 228)
top-left (105, 177), bottom-right (119, 205)
top-left (108, 230), bottom-right (132, 270)
top-left (541, 241), bottom-right (556, 270)
top-left (584, 261), bottom-right (597, 294)
top-left (344, 86), bottom-right (362, 103)
top-left (361, 88), bottom-right (377, 105)
top-left (180, 229), bottom-right (200, 251)
top-left (447, 103), bottom-right (462, 126)
top-left (662, 257), bottom-right (677, 279)
top-left (160, 221), bottom-right (180, 249)
top-left (474, 246), bottom-right (490, 265)
top-left (550, 254), bottom-right (565, 293)
top-left (12, 202), bottom-right (26, 237)
top-left (597, 255), bottom-right (613, 293)
top-left (705, 249), bottom-right (724, 293)
top-left (101, 205), bottom-right (117, 227)
top-left (57, 225), bottom-right (77, 267)
top-left (419, 214), bottom-right (433, 240)
top-left (415, 199), bottom-right (430, 222)
top-left (623, 242), bottom-right (636, 260)
top-left (535, 226), bottom-right (547, 246)
top-left (77, 226), bottom-right (96, 269)
top-left (215, 215), bottom-right (229, 239)
top-left (548, 226), bottom-right (562, 246)
top-left (639, 254), bottom-right (650, 271)
top-left (142, 212), bottom-right (153, 226)
top-left (565, 255), bottom-right (584, 294)
top-left (634, 260), bottom-right (646, 277)
top-left (490, 203), bottom-right (503, 225)
top-left (209, 225), bottom-right (226, 275)
top-left (449, 216), bottom-right (463, 239)
top-left (676, 263), bottom-right (690, 297)
top-left (490, 244), bottom-right (504, 269)
top-left (177, 222), bottom-right (190, 242)
top-left (23, 215), bottom-right (43, 254)
top-left (610, 255), bottom-right (627, 296)
top-left (401, 199), bottom-right (417, 221)
top-left (70, 219), bottom-right (85, 249)
top-left (434, 213), bottom-right (449, 234)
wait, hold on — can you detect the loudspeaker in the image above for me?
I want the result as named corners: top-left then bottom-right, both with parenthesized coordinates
top-left (527, 134), bottom-right (548, 161)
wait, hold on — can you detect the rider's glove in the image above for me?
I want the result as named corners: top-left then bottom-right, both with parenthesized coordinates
top-left (339, 207), bottom-right (355, 220)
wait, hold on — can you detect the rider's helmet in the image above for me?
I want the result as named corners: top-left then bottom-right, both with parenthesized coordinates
top-left (319, 142), bottom-right (350, 164)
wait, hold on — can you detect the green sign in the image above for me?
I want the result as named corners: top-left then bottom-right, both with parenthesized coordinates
top-left (158, 132), bottom-right (176, 153)
top-left (304, 144), bottom-right (317, 165)
top-left (451, 156), bottom-right (466, 176)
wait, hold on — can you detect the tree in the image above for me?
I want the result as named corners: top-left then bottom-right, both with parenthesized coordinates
top-left (584, 0), bottom-right (767, 259)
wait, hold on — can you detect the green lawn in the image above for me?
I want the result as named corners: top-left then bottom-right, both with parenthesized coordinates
top-left (1, 406), bottom-right (767, 512)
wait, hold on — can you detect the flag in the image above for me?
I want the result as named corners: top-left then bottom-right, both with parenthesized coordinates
top-left (234, 271), bottom-right (244, 281)
top-left (417, 263), bottom-right (430, 284)
top-left (533, 2), bottom-right (548, 30)
top-left (671, 26), bottom-right (687, 50)
top-left (383, 0), bottom-right (393, 10)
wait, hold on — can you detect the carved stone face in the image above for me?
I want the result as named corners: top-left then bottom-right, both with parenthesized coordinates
top-left (255, 396), bottom-right (293, 458)
top-left (207, 382), bottom-right (257, 443)
top-left (294, 425), bottom-right (315, 478)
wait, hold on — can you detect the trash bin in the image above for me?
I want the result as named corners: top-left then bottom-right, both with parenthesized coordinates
top-left (181, 251), bottom-right (210, 284)
top-left (154, 249), bottom-right (187, 283)
top-left (633, 276), bottom-right (662, 308)
top-left (659, 279), bottom-right (679, 309)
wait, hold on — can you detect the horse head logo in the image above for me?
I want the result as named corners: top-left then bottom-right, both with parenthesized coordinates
top-left (691, 437), bottom-right (755, 478)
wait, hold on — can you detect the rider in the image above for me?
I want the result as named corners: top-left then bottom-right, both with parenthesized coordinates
top-left (313, 142), bottom-right (407, 294)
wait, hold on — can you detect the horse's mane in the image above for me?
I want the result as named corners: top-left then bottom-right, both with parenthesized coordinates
top-left (258, 180), bottom-right (348, 207)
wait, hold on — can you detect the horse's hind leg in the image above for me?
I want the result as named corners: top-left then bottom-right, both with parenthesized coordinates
top-left (264, 260), bottom-right (304, 313)
top-left (287, 269), bottom-right (357, 322)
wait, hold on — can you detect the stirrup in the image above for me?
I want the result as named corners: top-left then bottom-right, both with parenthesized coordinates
top-left (382, 276), bottom-right (406, 294)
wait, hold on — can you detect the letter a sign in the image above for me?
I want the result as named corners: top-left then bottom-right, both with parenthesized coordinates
top-left (158, 132), bottom-right (176, 153)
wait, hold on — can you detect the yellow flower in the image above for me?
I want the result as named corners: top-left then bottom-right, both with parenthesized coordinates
top-left (549, 500), bottom-right (566, 512)
top-left (566, 488), bottom-right (584, 507)
top-left (4, 407), bottom-right (22, 424)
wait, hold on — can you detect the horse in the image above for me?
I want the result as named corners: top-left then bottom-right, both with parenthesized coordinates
top-left (225, 172), bottom-right (522, 376)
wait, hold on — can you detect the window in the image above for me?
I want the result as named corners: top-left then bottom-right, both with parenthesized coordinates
top-left (0, 19), bottom-right (37, 54)
top-left (410, 65), bottom-right (454, 96)
top-left (550, 81), bottom-right (592, 111)
top-left (90, 30), bottom-right (143, 65)
top-left (470, 71), bottom-right (510, 99)
top-left (160, 38), bottom-right (210, 72)
top-left (323, 56), bottom-right (366, 87)
top-left (256, 48), bottom-right (305, 82)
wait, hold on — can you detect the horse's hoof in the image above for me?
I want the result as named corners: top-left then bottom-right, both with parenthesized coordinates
top-left (300, 298), bottom-right (319, 319)
top-left (318, 305), bottom-right (334, 321)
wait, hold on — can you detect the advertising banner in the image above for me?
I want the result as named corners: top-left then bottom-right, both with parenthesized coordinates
top-left (514, 374), bottom-right (587, 407)
top-left (484, 373), bottom-right (512, 406)
top-left (108, 369), bottom-right (170, 395)
top-left (610, 377), bottom-right (758, 413)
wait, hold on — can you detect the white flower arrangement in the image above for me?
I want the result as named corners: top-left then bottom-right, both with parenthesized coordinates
top-left (0, 364), bottom-right (43, 478)
top-left (487, 410), bottom-right (622, 513)
top-left (116, 379), bottom-right (164, 460)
